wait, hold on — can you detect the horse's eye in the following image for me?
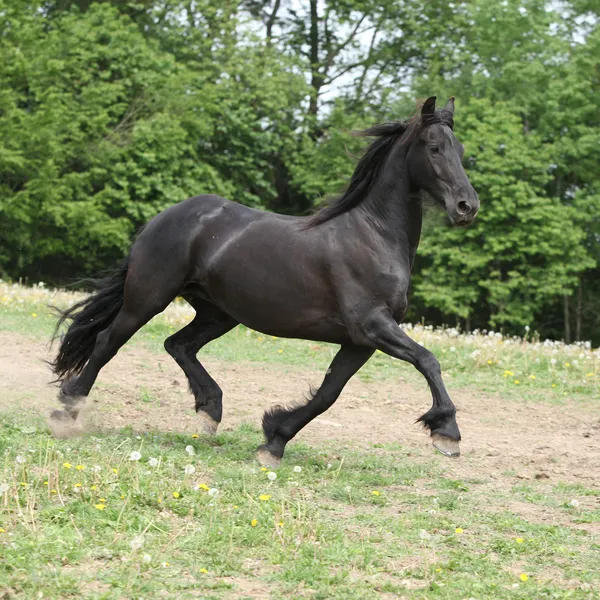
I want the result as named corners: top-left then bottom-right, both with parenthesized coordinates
top-left (430, 146), bottom-right (439, 154)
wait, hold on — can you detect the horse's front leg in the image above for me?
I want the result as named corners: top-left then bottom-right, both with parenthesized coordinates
top-left (358, 310), bottom-right (461, 457)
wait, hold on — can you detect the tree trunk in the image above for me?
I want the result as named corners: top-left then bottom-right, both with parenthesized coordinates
top-left (576, 281), bottom-right (583, 342)
top-left (308, 0), bottom-right (322, 117)
top-left (563, 294), bottom-right (571, 344)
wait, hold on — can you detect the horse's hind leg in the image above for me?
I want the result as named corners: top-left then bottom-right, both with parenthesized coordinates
top-left (51, 303), bottom-right (165, 434)
top-left (258, 344), bottom-right (374, 468)
top-left (164, 297), bottom-right (238, 434)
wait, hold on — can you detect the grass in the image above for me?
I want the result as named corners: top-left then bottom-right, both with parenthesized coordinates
top-left (1, 418), bottom-right (599, 599)
top-left (1, 281), bottom-right (600, 598)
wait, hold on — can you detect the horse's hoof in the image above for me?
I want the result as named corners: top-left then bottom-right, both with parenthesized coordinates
top-left (50, 409), bottom-right (73, 422)
top-left (257, 446), bottom-right (281, 469)
top-left (432, 434), bottom-right (460, 458)
top-left (197, 412), bottom-right (219, 435)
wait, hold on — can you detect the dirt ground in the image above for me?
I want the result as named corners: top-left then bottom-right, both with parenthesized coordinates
top-left (1, 331), bottom-right (599, 501)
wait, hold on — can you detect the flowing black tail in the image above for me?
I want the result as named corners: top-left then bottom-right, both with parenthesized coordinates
top-left (51, 257), bottom-right (130, 383)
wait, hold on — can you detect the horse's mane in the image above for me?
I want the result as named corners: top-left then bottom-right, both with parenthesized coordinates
top-left (304, 109), bottom-right (454, 229)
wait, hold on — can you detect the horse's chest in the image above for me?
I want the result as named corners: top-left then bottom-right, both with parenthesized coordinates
top-left (372, 267), bottom-right (410, 317)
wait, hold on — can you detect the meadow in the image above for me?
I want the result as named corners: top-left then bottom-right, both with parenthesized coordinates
top-left (0, 281), bottom-right (599, 599)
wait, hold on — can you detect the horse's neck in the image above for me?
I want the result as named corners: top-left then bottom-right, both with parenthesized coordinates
top-left (359, 159), bottom-right (423, 267)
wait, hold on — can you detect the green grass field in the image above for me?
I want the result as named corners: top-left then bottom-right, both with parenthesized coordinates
top-left (1, 283), bottom-right (599, 599)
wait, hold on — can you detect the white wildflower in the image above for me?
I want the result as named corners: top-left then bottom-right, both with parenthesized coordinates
top-left (570, 499), bottom-right (580, 508)
top-left (130, 535), bottom-right (144, 551)
top-left (15, 455), bottom-right (26, 464)
top-left (93, 465), bottom-right (102, 473)
top-left (142, 554), bottom-right (152, 563)
top-left (129, 451), bottom-right (142, 461)
top-left (267, 471), bottom-right (277, 481)
top-left (293, 466), bottom-right (302, 473)
top-left (185, 445), bottom-right (195, 456)
top-left (148, 457), bottom-right (159, 467)
top-left (184, 465), bottom-right (196, 475)
top-left (207, 488), bottom-right (219, 497)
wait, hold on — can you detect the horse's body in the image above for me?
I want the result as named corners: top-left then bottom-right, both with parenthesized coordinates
top-left (50, 97), bottom-right (479, 466)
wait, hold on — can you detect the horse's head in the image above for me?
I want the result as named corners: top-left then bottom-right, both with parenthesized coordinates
top-left (407, 96), bottom-right (479, 226)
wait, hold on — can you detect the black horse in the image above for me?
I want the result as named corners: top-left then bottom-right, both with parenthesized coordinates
top-left (51, 96), bottom-right (479, 467)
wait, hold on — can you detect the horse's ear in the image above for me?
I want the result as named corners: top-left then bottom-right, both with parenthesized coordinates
top-left (421, 96), bottom-right (436, 115)
top-left (444, 97), bottom-right (455, 115)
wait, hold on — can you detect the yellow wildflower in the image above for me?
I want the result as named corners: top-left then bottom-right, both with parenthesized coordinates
top-left (51, 489), bottom-right (57, 494)
top-left (455, 527), bottom-right (464, 534)
top-left (529, 375), bottom-right (536, 380)
top-left (157, 498), bottom-right (162, 504)
top-left (199, 568), bottom-right (208, 574)
top-left (172, 491), bottom-right (180, 498)
top-left (99, 498), bottom-right (106, 502)
top-left (487, 360), bottom-right (493, 365)
top-left (191, 434), bottom-right (199, 439)
top-left (260, 467), bottom-right (267, 472)
top-left (95, 503), bottom-right (106, 510)
top-left (63, 462), bottom-right (72, 469)
top-left (514, 380), bottom-right (520, 385)
top-left (259, 494), bottom-right (271, 501)
top-left (586, 372), bottom-right (594, 378)
top-left (277, 521), bottom-right (284, 527)
top-left (277, 349), bottom-right (283, 354)
top-left (90, 485), bottom-right (97, 490)
top-left (552, 384), bottom-right (557, 388)
top-left (199, 484), bottom-right (210, 491)
top-left (371, 490), bottom-right (381, 496)
top-left (251, 519), bottom-right (258, 527)
top-left (520, 574), bottom-right (529, 582)
top-left (503, 370), bottom-right (514, 377)
top-left (75, 465), bottom-right (84, 471)
top-left (31, 313), bottom-right (37, 318)
top-left (74, 483), bottom-right (82, 488)
top-left (0, 528), bottom-right (5, 533)
top-left (43, 481), bottom-right (48, 486)
top-left (516, 538), bottom-right (524, 544)
top-left (112, 468), bottom-right (118, 475)
top-left (564, 363), bottom-right (570, 367)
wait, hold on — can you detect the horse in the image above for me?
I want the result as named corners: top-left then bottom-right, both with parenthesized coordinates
top-left (50, 96), bottom-right (479, 467)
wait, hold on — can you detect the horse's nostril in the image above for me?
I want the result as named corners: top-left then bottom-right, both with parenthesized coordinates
top-left (457, 200), bottom-right (471, 215)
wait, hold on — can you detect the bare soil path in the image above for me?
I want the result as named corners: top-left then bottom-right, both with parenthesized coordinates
top-left (1, 331), bottom-right (599, 500)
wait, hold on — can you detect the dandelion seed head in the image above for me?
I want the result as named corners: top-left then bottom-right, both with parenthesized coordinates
top-left (293, 466), bottom-right (302, 473)
top-left (208, 488), bottom-right (218, 497)
top-left (129, 451), bottom-right (142, 461)
top-left (267, 471), bottom-right (277, 481)
top-left (142, 554), bottom-right (151, 563)
top-left (148, 457), bottom-right (159, 467)
top-left (15, 455), bottom-right (26, 464)
top-left (184, 464), bottom-right (196, 475)
top-left (185, 445), bottom-right (195, 455)
top-left (130, 535), bottom-right (144, 551)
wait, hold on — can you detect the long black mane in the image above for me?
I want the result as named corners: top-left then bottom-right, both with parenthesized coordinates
top-left (305, 109), bottom-right (454, 228)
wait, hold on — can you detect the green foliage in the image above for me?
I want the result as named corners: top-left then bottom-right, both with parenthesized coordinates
top-left (0, 0), bottom-right (599, 342)
top-left (414, 99), bottom-right (594, 328)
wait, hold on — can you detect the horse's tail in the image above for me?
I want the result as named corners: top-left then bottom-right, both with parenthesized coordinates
top-left (50, 256), bottom-right (130, 383)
